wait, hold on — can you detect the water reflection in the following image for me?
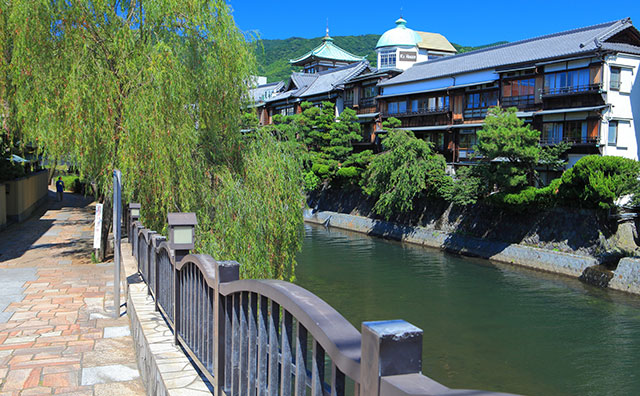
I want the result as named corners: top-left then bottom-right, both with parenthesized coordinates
top-left (295, 224), bottom-right (640, 396)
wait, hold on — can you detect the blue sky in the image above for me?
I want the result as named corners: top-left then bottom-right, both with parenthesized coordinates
top-left (228, 0), bottom-right (639, 46)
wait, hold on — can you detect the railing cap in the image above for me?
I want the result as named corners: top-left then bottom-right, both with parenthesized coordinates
top-left (363, 319), bottom-right (422, 339)
top-left (167, 212), bottom-right (198, 226)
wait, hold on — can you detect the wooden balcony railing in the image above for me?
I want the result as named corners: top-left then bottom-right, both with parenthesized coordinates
top-left (130, 215), bottom-right (518, 396)
top-left (540, 135), bottom-right (599, 145)
top-left (542, 83), bottom-right (602, 96)
top-left (501, 95), bottom-right (536, 109)
top-left (359, 97), bottom-right (376, 108)
top-left (383, 106), bottom-right (449, 118)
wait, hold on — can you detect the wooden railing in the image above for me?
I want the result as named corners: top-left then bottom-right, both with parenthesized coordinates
top-left (129, 216), bottom-right (517, 396)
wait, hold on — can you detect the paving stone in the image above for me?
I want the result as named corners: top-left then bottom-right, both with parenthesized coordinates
top-left (0, 193), bottom-right (144, 395)
top-left (93, 380), bottom-right (145, 396)
top-left (102, 326), bottom-right (130, 339)
top-left (80, 365), bottom-right (139, 386)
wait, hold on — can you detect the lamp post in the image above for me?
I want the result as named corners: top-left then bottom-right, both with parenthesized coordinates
top-left (168, 212), bottom-right (197, 346)
top-left (167, 212), bottom-right (197, 263)
top-left (128, 203), bottom-right (141, 236)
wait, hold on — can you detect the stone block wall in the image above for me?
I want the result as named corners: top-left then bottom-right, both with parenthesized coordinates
top-left (5, 171), bottom-right (49, 223)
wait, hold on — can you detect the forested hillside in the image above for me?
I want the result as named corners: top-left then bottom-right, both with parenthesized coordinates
top-left (252, 34), bottom-right (508, 83)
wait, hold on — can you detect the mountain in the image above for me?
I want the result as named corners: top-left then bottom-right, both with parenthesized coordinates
top-left (252, 35), bottom-right (508, 83)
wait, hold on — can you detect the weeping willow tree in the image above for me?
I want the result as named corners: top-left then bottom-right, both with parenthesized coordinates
top-left (4, 1), bottom-right (304, 279)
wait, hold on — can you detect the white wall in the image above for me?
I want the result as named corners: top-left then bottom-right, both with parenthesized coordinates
top-left (602, 53), bottom-right (640, 160)
top-left (377, 45), bottom-right (427, 71)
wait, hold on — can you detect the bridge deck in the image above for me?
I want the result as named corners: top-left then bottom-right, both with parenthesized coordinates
top-left (0, 189), bottom-right (145, 395)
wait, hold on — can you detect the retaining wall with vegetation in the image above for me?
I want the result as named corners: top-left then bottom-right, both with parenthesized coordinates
top-left (4, 170), bottom-right (49, 223)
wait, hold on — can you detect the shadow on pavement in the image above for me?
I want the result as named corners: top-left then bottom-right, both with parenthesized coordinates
top-left (0, 189), bottom-right (94, 263)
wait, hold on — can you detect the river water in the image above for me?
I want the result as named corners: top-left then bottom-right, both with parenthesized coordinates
top-left (294, 224), bottom-right (640, 396)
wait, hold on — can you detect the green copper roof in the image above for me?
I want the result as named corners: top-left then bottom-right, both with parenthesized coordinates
top-left (376, 18), bottom-right (423, 49)
top-left (290, 33), bottom-right (366, 65)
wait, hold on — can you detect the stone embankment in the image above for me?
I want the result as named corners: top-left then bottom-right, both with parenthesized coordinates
top-left (304, 209), bottom-right (640, 296)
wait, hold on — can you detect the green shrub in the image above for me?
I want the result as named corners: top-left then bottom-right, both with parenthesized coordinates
top-left (489, 178), bottom-right (561, 211)
top-left (336, 166), bottom-right (359, 179)
top-left (558, 155), bottom-right (640, 210)
top-left (311, 163), bottom-right (331, 179)
top-left (303, 171), bottom-right (321, 192)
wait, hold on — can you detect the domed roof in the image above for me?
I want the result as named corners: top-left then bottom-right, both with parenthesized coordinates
top-left (376, 18), bottom-right (423, 49)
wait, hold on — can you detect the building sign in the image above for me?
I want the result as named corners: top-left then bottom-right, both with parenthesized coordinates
top-left (399, 51), bottom-right (417, 62)
top-left (93, 204), bottom-right (103, 249)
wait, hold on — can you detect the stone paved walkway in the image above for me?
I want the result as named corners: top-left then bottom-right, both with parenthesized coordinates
top-left (0, 190), bottom-right (145, 396)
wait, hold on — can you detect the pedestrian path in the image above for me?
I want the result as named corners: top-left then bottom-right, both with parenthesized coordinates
top-left (0, 189), bottom-right (145, 396)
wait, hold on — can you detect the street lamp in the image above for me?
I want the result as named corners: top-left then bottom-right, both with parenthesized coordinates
top-left (167, 212), bottom-right (197, 262)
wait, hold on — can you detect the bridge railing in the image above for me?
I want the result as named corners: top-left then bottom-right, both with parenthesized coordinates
top-left (130, 212), bottom-right (516, 396)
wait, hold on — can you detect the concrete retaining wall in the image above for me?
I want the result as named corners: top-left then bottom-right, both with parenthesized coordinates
top-left (0, 184), bottom-right (6, 230)
top-left (5, 171), bottom-right (49, 222)
top-left (304, 210), bottom-right (599, 279)
top-left (610, 258), bottom-right (640, 294)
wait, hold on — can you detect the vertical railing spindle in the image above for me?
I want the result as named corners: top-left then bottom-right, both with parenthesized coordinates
top-left (248, 292), bottom-right (258, 396)
top-left (268, 301), bottom-right (280, 396)
top-left (257, 295), bottom-right (268, 396)
top-left (240, 292), bottom-right (249, 395)
top-left (294, 323), bottom-right (307, 396)
top-left (331, 363), bottom-right (345, 396)
top-left (232, 293), bottom-right (240, 395)
top-left (312, 341), bottom-right (325, 396)
top-left (280, 310), bottom-right (293, 396)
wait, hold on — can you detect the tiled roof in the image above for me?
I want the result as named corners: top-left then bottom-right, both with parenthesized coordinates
top-left (290, 36), bottom-right (365, 65)
top-left (415, 31), bottom-right (457, 53)
top-left (381, 18), bottom-right (639, 87)
top-left (267, 62), bottom-right (370, 103)
top-left (249, 81), bottom-right (285, 103)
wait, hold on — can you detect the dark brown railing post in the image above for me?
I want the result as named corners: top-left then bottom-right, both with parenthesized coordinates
top-left (214, 260), bottom-right (240, 396)
top-left (168, 212), bottom-right (197, 346)
top-left (151, 234), bottom-right (166, 312)
top-left (360, 320), bottom-right (423, 396)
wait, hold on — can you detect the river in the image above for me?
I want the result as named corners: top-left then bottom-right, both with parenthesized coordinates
top-left (294, 223), bottom-right (640, 396)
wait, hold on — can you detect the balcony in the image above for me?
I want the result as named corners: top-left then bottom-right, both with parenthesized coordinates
top-left (344, 99), bottom-right (354, 108)
top-left (463, 108), bottom-right (489, 119)
top-left (359, 97), bottom-right (376, 108)
top-left (540, 135), bottom-right (599, 146)
top-left (542, 83), bottom-right (602, 97)
top-left (501, 95), bottom-right (536, 110)
top-left (383, 106), bottom-right (449, 118)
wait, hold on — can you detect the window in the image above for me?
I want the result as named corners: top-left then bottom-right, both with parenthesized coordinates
top-left (544, 68), bottom-right (591, 94)
top-left (458, 129), bottom-right (477, 159)
top-left (398, 101), bottom-right (407, 113)
top-left (279, 106), bottom-right (294, 116)
top-left (608, 121), bottom-right (618, 145)
top-left (345, 89), bottom-right (354, 103)
top-left (388, 102), bottom-right (398, 114)
top-left (502, 78), bottom-right (536, 97)
top-left (363, 86), bottom-right (377, 98)
top-left (464, 91), bottom-right (498, 118)
top-left (411, 100), bottom-right (418, 112)
top-left (610, 67), bottom-right (621, 90)
top-left (542, 123), bottom-right (563, 144)
top-left (379, 50), bottom-right (396, 69)
top-left (565, 121), bottom-right (588, 143)
top-left (465, 91), bottom-right (498, 109)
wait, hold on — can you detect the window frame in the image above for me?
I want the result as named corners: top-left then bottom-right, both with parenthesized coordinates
top-left (608, 120), bottom-right (618, 146)
top-left (610, 67), bottom-right (621, 91)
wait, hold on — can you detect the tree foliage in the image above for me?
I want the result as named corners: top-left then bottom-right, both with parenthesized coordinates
top-left (4, 0), bottom-right (304, 278)
top-left (475, 106), bottom-right (568, 194)
top-left (558, 155), bottom-right (640, 210)
top-left (363, 118), bottom-right (448, 219)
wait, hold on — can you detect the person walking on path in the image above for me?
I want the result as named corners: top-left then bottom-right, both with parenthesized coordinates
top-left (56, 176), bottom-right (64, 202)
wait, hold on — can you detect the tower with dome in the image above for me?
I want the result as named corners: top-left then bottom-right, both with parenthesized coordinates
top-left (376, 18), bottom-right (457, 70)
